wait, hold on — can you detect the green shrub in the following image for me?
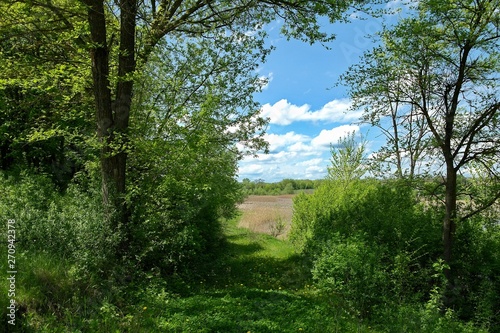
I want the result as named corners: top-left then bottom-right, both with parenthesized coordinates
top-left (452, 217), bottom-right (500, 331)
top-left (129, 172), bottom-right (227, 275)
top-left (0, 171), bottom-right (120, 276)
top-left (312, 233), bottom-right (389, 317)
top-left (290, 179), bottom-right (443, 317)
top-left (291, 179), bottom-right (441, 260)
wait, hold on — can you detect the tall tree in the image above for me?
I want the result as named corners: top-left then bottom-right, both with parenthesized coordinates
top-left (343, 0), bottom-right (500, 283)
top-left (78, 0), bottom-right (372, 228)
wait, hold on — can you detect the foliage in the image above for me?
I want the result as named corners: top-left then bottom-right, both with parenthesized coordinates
top-left (124, 32), bottom-right (274, 273)
top-left (0, 0), bottom-right (95, 189)
top-left (240, 178), bottom-right (322, 196)
top-left (1, 192), bottom-right (487, 332)
top-left (312, 233), bottom-right (389, 318)
top-left (290, 173), bottom-right (500, 329)
top-left (0, 171), bottom-right (120, 276)
top-left (327, 132), bottom-right (367, 187)
top-left (340, 2), bottom-right (500, 319)
top-left (290, 179), bottom-right (443, 317)
top-left (451, 217), bottom-right (500, 330)
top-left (269, 215), bottom-right (287, 238)
top-left (343, 0), bottom-right (500, 182)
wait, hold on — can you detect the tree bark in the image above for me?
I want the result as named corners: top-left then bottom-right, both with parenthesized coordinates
top-left (85, 0), bottom-right (136, 228)
top-left (85, 0), bottom-right (114, 209)
top-left (443, 163), bottom-right (457, 265)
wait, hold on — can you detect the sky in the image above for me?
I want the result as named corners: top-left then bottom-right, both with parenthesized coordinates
top-left (237, 3), bottom-right (411, 182)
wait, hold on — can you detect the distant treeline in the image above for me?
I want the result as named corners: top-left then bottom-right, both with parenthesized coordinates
top-left (240, 178), bottom-right (323, 196)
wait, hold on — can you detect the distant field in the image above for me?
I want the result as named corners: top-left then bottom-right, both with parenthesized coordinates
top-left (237, 195), bottom-right (295, 238)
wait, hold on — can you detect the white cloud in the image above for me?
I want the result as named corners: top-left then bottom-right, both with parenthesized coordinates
top-left (261, 100), bottom-right (311, 125)
top-left (297, 158), bottom-right (324, 167)
top-left (261, 98), bottom-right (362, 125)
top-left (238, 125), bottom-right (364, 181)
top-left (288, 142), bottom-right (312, 152)
top-left (256, 151), bottom-right (298, 163)
top-left (264, 131), bottom-right (308, 152)
top-left (238, 164), bottom-right (265, 177)
top-left (305, 165), bottom-right (325, 179)
top-left (311, 124), bottom-right (360, 148)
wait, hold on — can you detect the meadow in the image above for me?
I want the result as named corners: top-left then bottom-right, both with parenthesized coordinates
top-left (237, 195), bottom-right (294, 238)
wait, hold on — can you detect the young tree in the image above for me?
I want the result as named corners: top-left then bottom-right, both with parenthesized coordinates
top-left (327, 132), bottom-right (367, 187)
top-left (343, 0), bottom-right (500, 284)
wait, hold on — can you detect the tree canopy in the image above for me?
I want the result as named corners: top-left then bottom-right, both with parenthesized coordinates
top-left (342, 0), bottom-right (500, 296)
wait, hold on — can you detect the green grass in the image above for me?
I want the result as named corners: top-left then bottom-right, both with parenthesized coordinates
top-left (1, 216), bottom-right (377, 332)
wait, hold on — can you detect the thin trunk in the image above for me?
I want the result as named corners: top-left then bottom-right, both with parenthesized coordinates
top-left (443, 162), bottom-right (457, 265)
top-left (391, 101), bottom-right (403, 179)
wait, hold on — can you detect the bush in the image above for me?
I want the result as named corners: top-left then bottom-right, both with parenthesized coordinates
top-left (312, 233), bottom-right (389, 317)
top-left (290, 179), bottom-right (441, 261)
top-left (290, 179), bottom-right (442, 317)
top-left (129, 174), bottom-right (225, 274)
top-left (0, 171), bottom-right (120, 276)
top-left (452, 217), bottom-right (500, 331)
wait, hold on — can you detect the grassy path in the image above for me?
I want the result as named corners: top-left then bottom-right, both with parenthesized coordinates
top-left (135, 218), bottom-right (371, 333)
top-left (5, 216), bottom-right (374, 332)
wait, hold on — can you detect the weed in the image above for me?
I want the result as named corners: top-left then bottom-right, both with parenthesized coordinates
top-left (270, 215), bottom-right (286, 237)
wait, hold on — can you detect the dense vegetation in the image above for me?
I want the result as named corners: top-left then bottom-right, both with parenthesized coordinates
top-left (240, 178), bottom-right (322, 196)
top-left (0, 0), bottom-right (499, 331)
top-left (290, 178), bottom-right (500, 331)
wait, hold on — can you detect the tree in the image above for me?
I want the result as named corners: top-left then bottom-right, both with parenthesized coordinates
top-left (327, 132), bottom-right (367, 187)
top-left (77, 0), bottom-right (370, 229)
top-left (2, 0), bottom-right (367, 222)
top-left (341, 46), bottom-right (431, 179)
top-left (343, 0), bottom-right (500, 285)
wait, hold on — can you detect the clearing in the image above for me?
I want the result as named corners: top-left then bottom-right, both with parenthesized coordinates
top-left (237, 195), bottom-right (294, 238)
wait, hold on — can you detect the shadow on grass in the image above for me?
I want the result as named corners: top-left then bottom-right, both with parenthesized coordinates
top-left (146, 231), bottom-right (361, 333)
top-left (156, 287), bottom-right (336, 333)
top-left (194, 228), bottom-right (311, 292)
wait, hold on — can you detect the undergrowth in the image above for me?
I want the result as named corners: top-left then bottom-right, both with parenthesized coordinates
top-left (0, 211), bottom-right (491, 332)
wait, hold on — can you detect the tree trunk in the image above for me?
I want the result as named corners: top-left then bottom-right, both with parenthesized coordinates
top-left (85, 0), bottom-right (136, 230)
top-left (85, 0), bottom-right (115, 212)
top-left (443, 163), bottom-right (457, 265)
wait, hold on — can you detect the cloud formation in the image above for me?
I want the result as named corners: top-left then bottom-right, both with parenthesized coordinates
top-left (260, 98), bottom-right (362, 125)
top-left (311, 124), bottom-right (360, 148)
top-left (239, 123), bottom-right (361, 181)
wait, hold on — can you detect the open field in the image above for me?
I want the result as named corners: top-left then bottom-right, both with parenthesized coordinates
top-left (237, 195), bottom-right (295, 238)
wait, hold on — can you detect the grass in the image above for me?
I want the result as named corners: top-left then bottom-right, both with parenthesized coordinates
top-left (1, 215), bottom-right (378, 332)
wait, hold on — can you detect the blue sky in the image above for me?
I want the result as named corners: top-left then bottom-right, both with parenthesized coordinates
top-left (238, 3), bottom-right (409, 182)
